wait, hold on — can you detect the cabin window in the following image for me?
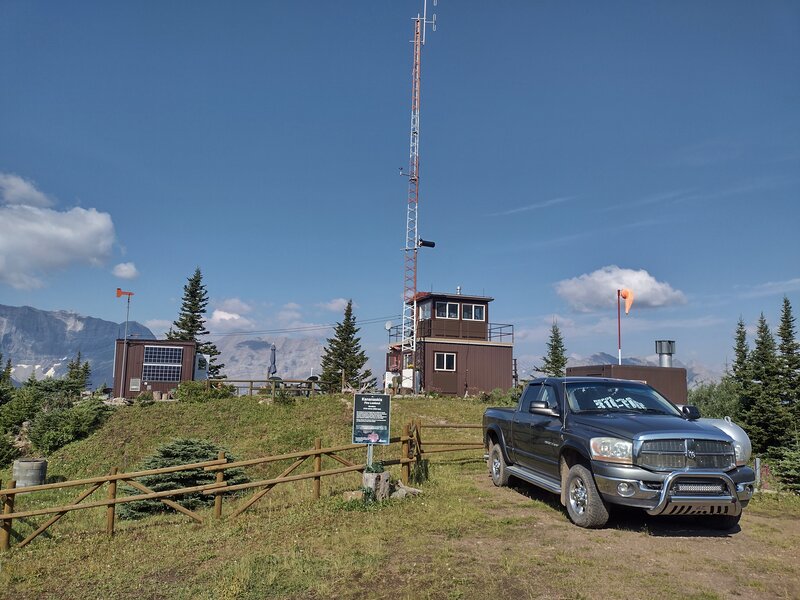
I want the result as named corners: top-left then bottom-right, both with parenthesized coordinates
top-left (434, 352), bottom-right (456, 371)
top-left (418, 301), bottom-right (431, 320)
top-left (462, 304), bottom-right (485, 321)
top-left (435, 302), bottom-right (459, 319)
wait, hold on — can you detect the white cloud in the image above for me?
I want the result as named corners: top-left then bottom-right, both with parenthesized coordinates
top-left (208, 309), bottom-right (255, 332)
top-left (217, 297), bottom-right (253, 314)
top-left (144, 319), bottom-right (173, 337)
top-left (317, 298), bottom-right (351, 312)
top-left (738, 277), bottom-right (800, 298)
top-left (112, 262), bottom-right (139, 279)
top-left (489, 196), bottom-right (573, 217)
top-left (0, 204), bottom-right (115, 289)
top-left (0, 173), bottom-right (54, 208)
top-left (555, 266), bottom-right (686, 313)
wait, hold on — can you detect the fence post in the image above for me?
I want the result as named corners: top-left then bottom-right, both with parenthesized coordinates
top-left (2, 480), bottom-right (16, 551)
top-left (271, 380), bottom-right (276, 400)
top-left (248, 381), bottom-right (253, 397)
top-left (214, 452), bottom-right (226, 519)
top-left (313, 438), bottom-right (322, 500)
top-left (401, 423), bottom-right (410, 484)
top-left (106, 467), bottom-right (119, 537)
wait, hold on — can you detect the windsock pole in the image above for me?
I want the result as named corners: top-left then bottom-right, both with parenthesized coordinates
top-left (617, 290), bottom-right (622, 365)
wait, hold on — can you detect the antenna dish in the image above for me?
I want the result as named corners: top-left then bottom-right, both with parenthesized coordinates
top-left (384, 321), bottom-right (393, 331)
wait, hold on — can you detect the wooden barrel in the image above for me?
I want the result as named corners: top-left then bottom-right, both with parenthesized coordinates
top-left (12, 458), bottom-right (48, 488)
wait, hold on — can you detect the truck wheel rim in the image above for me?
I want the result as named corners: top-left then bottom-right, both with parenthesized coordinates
top-left (569, 477), bottom-right (588, 514)
top-left (492, 456), bottom-right (501, 479)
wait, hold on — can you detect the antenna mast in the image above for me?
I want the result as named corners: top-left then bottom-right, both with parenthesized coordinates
top-left (400, 1), bottom-right (436, 391)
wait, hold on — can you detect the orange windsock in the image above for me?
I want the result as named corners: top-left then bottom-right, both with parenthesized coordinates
top-left (621, 289), bottom-right (634, 314)
top-left (116, 288), bottom-right (134, 298)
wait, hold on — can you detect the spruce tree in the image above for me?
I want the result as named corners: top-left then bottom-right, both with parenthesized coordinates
top-left (0, 354), bottom-right (13, 407)
top-left (730, 317), bottom-right (753, 415)
top-left (741, 313), bottom-right (793, 454)
top-left (66, 351), bottom-right (91, 392)
top-left (535, 321), bottom-right (568, 377)
top-left (777, 296), bottom-right (800, 424)
top-left (319, 300), bottom-right (375, 393)
top-left (167, 268), bottom-right (225, 378)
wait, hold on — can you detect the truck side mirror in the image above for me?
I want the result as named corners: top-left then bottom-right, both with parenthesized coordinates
top-left (682, 405), bottom-right (701, 420)
top-left (530, 400), bottom-right (559, 417)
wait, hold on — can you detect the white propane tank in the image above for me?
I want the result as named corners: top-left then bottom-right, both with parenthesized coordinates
top-left (700, 416), bottom-right (752, 464)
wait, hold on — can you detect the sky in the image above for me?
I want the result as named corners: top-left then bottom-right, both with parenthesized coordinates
top-left (1, 1), bottom-right (798, 378)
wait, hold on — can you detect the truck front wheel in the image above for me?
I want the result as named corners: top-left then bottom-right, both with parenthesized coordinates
top-left (565, 464), bottom-right (609, 528)
top-left (489, 443), bottom-right (509, 487)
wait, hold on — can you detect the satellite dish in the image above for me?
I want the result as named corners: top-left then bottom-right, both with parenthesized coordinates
top-left (384, 321), bottom-right (393, 331)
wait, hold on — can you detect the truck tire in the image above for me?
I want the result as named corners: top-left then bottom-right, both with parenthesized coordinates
top-left (565, 464), bottom-right (609, 528)
top-left (489, 443), bottom-right (509, 487)
top-left (703, 514), bottom-right (741, 531)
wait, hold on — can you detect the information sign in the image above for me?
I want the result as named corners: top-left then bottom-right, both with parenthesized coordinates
top-left (352, 393), bottom-right (391, 445)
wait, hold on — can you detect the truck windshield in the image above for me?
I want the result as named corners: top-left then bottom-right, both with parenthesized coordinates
top-left (565, 383), bottom-right (681, 416)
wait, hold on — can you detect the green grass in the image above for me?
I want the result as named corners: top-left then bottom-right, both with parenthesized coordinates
top-left (1, 394), bottom-right (799, 599)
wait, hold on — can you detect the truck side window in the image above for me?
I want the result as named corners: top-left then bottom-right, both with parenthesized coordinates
top-left (520, 384), bottom-right (542, 412)
top-left (541, 386), bottom-right (559, 411)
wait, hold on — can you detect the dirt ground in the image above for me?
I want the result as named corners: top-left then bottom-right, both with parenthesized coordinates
top-left (461, 473), bottom-right (800, 600)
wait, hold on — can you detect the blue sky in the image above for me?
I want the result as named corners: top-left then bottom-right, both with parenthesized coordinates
top-left (1, 1), bottom-right (798, 377)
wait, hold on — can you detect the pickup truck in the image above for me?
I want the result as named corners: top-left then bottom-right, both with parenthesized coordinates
top-left (483, 377), bottom-right (756, 529)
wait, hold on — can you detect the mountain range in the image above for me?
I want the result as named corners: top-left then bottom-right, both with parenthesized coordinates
top-left (0, 303), bottom-right (721, 390)
top-left (0, 304), bottom-right (154, 388)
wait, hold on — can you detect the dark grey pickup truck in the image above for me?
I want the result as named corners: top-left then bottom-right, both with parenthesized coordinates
top-left (483, 377), bottom-right (755, 529)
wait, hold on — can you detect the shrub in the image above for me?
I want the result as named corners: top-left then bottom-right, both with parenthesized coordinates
top-left (774, 441), bottom-right (800, 495)
top-left (28, 399), bottom-right (111, 455)
top-left (478, 387), bottom-right (520, 407)
top-left (136, 391), bottom-right (155, 406)
top-left (0, 434), bottom-right (18, 468)
top-left (118, 438), bottom-right (249, 519)
top-left (175, 381), bottom-right (235, 403)
top-left (0, 386), bottom-right (45, 435)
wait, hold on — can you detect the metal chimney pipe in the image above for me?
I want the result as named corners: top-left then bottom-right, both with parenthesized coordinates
top-left (655, 340), bottom-right (676, 368)
top-left (456, 286), bottom-right (461, 295)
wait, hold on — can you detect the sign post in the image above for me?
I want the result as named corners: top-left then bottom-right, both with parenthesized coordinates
top-left (352, 393), bottom-right (391, 468)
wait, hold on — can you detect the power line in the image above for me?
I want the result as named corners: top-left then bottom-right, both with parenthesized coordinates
top-left (206, 315), bottom-right (401, 338)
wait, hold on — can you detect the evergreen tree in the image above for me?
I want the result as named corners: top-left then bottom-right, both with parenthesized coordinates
top-left (66, 351), bottom-right (91, 392)
top-left (777, 296), bottom-right (800, 423)
top-left (319, 300), bottom-right (375, 393)
top-left (167, 267), bottom-right (225, 378)
top-left (0, 353), bottom-right (11, 385)
top-left (730, 317), bottom-right (754, 416)
top-left (535, 321), bottom-right (568, 377)
top-left (741, 313), bottom-right (793, 454)
top-left (0, 354), bottom-right (13, 407)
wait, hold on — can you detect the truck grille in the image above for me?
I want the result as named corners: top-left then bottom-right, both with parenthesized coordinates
top-left (637, 439), bottom-right (735, 471)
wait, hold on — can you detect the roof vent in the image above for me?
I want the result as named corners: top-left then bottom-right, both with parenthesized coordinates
top-left (456, 286), bottom-right (461, 295)
top-left (655, 340), bottom-right (676, 368)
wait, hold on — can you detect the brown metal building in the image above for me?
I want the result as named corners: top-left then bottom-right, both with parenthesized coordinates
top-left (112, 339), bottom-right (201, 399)
top-left (566, 364), bottom-right (688, 405)
top-left (386, 291), bottom-right (513, 396)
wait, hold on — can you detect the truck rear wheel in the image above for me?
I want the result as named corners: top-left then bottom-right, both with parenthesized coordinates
top-left (565, 464), bottom-right (609, 528)
top-left (489, 443), bottom-right (509, 487)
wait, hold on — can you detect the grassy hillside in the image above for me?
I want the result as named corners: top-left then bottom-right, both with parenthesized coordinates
top-left (1, 394), bottom-right (799, 599)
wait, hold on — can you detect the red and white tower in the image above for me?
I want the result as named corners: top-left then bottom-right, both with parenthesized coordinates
top-left (400, 1), bottom-right (437, 391)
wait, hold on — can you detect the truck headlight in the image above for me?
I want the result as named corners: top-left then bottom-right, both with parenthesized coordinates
top-left (590, 437), bottom-right (633, 464)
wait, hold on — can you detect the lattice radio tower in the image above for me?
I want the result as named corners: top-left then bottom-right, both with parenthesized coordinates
top-left (400, 1), bottom-right (437, 389)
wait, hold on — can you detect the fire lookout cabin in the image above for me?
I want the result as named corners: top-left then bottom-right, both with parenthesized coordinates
top-left (386, 291), bottom-right (513, 396)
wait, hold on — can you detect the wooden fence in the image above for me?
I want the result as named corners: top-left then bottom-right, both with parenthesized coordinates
top-left (207, 378), bottom-right (322, 398)
top-left (0, 421), bottom-right (482, 551)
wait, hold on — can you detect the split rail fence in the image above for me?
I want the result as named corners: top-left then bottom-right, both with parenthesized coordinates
top-left (0, 421), bottom-right (482, 551)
